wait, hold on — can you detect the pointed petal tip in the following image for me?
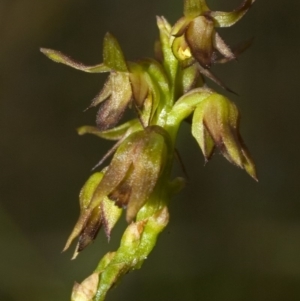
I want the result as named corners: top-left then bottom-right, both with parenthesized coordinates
top-left (83, 106), bottom-right (90, 112)
top-left (71, 248), bottom-right (79, 260)
top-left (40, 47), bottom-right (47, 54)
top-left (203, 157), bottom-right (209, 166)
top-left (249, 170), bottom-right (258, 182)
top-left (243, 159), bottom-right (258, 181)
top-left (62, 239), bottom-right (72, 253)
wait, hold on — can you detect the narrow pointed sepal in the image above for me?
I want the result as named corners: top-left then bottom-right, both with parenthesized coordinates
top-left (213, 33), bottom-right (235, 62)
top-left (77, 119), bottom-right (140, 141)
top-left (63, 172), bottom-right (104, 254)
top-left (208, 0), bottom-right (254, 28)
top-left (79, 172), bottom-right (104, 209)
top-left (197, 64), bottom-right (236, 94)
top-left (40, 48), bottom-right (110, 73)
top-left (87, 77), bottom-right (112, 109)
top-left (214, 38), bottom-right (253, 64)
top-left (192, 104), bottom-right (215, 160)
top-left (101, 197), bottom-right (122, 240)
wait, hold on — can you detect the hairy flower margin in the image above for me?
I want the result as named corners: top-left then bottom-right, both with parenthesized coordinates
top-left (41, 0), bottom-right (257, 300)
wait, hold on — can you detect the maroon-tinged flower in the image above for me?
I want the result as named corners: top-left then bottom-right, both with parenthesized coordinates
top-left (64, 126), bottom-right (171, 255)
top-left (41, 32), bottom-right (172, 132)
top-left (98, 125), bottom-right (170, 222)
top-left (64, 171), bottom-right (122, 258)
top-left (171, 0), bottom-right (255, 68)
top-left (192, 93), bottom-right (257, 180)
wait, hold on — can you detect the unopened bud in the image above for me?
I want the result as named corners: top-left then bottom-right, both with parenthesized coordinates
top-left (71, 273), bottom-right (99, 301)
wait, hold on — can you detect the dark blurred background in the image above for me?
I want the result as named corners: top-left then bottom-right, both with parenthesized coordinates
top-left (1, 0), bottom-right (300, 300)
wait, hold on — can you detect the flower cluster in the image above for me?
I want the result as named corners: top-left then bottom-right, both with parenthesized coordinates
top-left (41, 0), bottom-right (257, 300)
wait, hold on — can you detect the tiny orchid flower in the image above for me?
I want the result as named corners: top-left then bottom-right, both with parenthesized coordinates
top-left (171, 0), bottom-right (255, 68)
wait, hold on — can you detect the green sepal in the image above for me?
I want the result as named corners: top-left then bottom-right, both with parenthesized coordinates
top-left (183, 0), bottom-right (209, 18)
top-left (88, 77), bottom-right (112, 109)
top-left (79, 172), bottom-right (104, 209)
top-left (77, 119), bottom-right (141, 141)
top-left (192, 103), bottom-right (215, 160)
top-left (141, 59), bottom-right (170, 98)
top-left (179, 63), bottom-right (202, 94)
top-left (40, 48), bottom-right (110, 73)
top-left (138, 72), bottom-right (160, 126)
top-left (170, 16), bottom-right (191, 37)
top-left (102, 32), bottom-right (128, 72)
top-left (208, 0), bottom-right (254, 28)
top-left (101, 197), bottom-right (123, 240)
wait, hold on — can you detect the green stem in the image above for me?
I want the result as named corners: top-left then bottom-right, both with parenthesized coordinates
top-left (93, 199), bottom-right (169, 301)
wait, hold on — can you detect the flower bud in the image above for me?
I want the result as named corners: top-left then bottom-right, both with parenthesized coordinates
top-left (121, 220), bottom-right (147, 248)
top-left (71, 273), bottom-right (99, 301)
